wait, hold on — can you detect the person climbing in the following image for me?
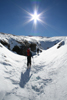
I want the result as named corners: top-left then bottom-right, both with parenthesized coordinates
top-left (37, 47), bottom-right (39, 55)
top-left (27, 48), bottom-right (32, 68)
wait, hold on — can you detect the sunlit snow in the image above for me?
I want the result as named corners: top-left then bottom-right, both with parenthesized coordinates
top-left (0, 33), bottom-right (67, 100)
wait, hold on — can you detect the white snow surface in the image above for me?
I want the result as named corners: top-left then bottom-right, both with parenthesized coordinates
top-left (0, 33), bottom-right (67, 100)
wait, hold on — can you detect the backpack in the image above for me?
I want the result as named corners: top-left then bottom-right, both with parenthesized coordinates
top-left (27, 49), bottom-right (30, 56)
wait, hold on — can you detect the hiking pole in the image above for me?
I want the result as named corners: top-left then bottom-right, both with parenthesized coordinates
top-left (32, 57), bottom-right (34, 65)
top-left (31, 57), bottom-right (33, 67)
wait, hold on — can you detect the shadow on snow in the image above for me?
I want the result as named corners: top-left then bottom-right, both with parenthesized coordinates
top-left (19, 68), bottom-right (32, 88)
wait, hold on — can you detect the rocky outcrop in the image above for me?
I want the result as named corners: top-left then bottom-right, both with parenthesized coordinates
top-left (0, 39), bottom-right (36, 56)
top-left (57, 41), bottom-right (64, 49)
top-left (0, 40), bottom-right (10, 49)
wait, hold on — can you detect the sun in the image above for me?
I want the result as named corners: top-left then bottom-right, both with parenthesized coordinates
top-left (31, 11), bottom-right (39, 24)
top-left (23, 8), bottom-right (46, 26)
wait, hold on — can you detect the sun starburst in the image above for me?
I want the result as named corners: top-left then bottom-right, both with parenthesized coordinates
top-left (31, 10), bottom-right (39, 24)
top-left (23, 9), bottom-right (46, 26)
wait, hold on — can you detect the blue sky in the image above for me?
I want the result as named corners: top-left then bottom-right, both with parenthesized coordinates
top-left (0, 0), bottom-right (67, 37)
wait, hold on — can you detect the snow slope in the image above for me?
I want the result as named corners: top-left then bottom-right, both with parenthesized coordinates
top-left (0, 34), bottom-right (67, 100)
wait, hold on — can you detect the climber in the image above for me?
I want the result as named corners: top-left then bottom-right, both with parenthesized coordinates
top-left (27, 48), bottom-right (32, 68)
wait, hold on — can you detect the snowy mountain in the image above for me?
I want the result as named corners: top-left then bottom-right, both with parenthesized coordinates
top-left (0, 33), bottom-right (67, 100)
top-left (0, 32), bottom-right (66, 55)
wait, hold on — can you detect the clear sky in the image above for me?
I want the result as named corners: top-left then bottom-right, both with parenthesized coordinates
top-left (0, 0), bottom-right (67, 37)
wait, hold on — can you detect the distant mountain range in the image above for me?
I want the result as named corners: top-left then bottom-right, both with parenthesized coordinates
top-left (0, 32), bottom-right (66, 56)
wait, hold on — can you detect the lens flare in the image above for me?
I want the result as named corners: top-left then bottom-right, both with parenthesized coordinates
top-left (23, 8), bottom-right (47, 26)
